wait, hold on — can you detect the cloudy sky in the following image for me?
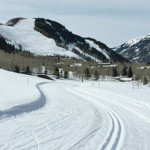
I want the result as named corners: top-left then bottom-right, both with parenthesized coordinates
top-left (0, 0), bottom-right (150, 47)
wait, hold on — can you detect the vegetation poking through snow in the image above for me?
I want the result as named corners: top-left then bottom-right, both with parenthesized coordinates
top-left (122, 65), bottom-right (127, 76)
top-left (127, 66), bottom-right (133, 78)
top-left (94, 70), bottom-right (99, 81)
top-left (64, 71), bottom-right (69, 79)
top-left (84, 68), bottom-right (90, 80)
top-left (112, 67), bottom-right (118, 77)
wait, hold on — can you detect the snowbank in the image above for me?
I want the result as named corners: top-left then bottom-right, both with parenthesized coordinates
top-left (0, 69), bottom-right (47, 110)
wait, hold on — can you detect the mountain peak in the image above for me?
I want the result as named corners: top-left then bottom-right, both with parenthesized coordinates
top-left (114, 35), bottom-right (150, 63)
top-left (5, 17), bottom-right (25, 26)
top-left (0, 18), bottom-right (128, 62)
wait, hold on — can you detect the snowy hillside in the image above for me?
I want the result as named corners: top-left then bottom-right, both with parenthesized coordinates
top-left (0, 69), bottom-right (150, 149)
top-left (114, 35), bottom-right (150, 62)
top-left (85, 39), bottom-right (110, 59)
top-left (0, 19), bottom-right (79, 58)
top-left (0, 18), bottom-right (128, 62)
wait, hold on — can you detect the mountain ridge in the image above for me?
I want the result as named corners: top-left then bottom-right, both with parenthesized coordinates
top-left (0, 17), bottom-right (128, 62)
top-left (114, 35), bottom-right (150, 63)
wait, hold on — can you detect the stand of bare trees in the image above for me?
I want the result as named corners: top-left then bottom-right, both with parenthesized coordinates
top-left (0, 49), bottom-right (58, 73)
top-left (0, 49), bottom-right (150, 86)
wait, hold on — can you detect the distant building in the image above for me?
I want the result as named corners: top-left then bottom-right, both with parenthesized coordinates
top-left (98, 63), bottom-right (117, 68)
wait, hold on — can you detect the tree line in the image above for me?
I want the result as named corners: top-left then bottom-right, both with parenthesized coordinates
top-left (0, 49), bottom-right (149, 85)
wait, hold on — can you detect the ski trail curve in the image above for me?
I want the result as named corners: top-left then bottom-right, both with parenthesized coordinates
top-left (0, 82), bottom-right (48, 119)
top-left (79, 87), bottom-right (150, 124)
top-left (66, 88), bottom-right (125, 150)
top-left (100, 109), bottom-right (123, 150)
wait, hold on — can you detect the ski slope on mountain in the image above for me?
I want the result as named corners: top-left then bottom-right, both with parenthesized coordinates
top-left (85, 39), bottom-right (110, 59)
top-left (0, 19), bottom-right (79, 57)
top-left (0, 70), bottom-right (150, 149)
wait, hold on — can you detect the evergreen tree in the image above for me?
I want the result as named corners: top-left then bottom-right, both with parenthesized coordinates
top-left (143, 76), bottom-right (148, 85)
top-left (18, 44), bottom-right (22, 51)
top-left (64, 71), bottom-right (68, 79)
top-left (15, 65), bottom-right (20, 73)
top-left (44, 68), bottom-right (47, 74)
top-left (127, 66), bottom-right (133, 78)
top-left (84, 68), bottom-right (90, 80)
top-left (112, 67), bottom-right (118, 77)
top-left (25, 66), bottom-right (31, 75)
top-left (54, 67), bottom-right (60, 78)
top-left (94, 70), bottom-right (99, 81)
top-left (122, 65), bottom-right (127, 76)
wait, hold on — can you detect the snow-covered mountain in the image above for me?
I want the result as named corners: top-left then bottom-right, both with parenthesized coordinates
top-left (0, 18), bottom-right (127, 62)
top-left (114, 35), bottom-right (150, 63)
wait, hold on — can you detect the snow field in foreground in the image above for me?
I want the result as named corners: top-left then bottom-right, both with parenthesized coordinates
top-left (0, 69), bottom-right (46, 110)
top-left (69, 80), bottom-right (150, 149)
top-left (0, 69), bottom-right (150, 149)
top-left (0, 83), bottom-right (111, 150)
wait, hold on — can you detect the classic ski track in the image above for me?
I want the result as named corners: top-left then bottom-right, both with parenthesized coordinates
top-left (0, 87), bottom-right (99, 150)
top-left (100, 109), bottom-right (122, 150)
top-left (91, 86), bottom-right (150, 109)
top-left (0, 82), bottom-right (125, 150)
top-left (32, 132), bottom-right (40, 150)
top-left (86, 86), bottom-right (150, 124)
top-left (68, 127), bottom-right (101, 150)
top-left (70, 84), bottom-right (150, 149)
top-left (66, 88), bottom-right (124, 150)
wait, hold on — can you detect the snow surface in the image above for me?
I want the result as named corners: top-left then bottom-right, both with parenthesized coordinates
top-left (67, 43), bottom-right (102, 62)
top-left (0, 19), bottom-right (79, 58)
top-left (0, 70), bottom-right (150, 149)
top-left (115, 34), bottom-right (150, 49)
top-left (0, 69), bottom-right (47, 111)
top-left (126, 38), bottom-right (141, 46)
top-left (74, 46), bottom-right (102, 62)
top-left (85, 39), bottom-right (110, 59)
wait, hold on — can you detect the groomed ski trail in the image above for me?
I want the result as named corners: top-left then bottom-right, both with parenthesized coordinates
top-left (68, 82), bottom-right (150, 149)
top-left (0, 82), bottom-right (110, 150)
top-left (66, 88), bottom-right (125, 150)
top-left (1, 81), bottom-right (150, 150)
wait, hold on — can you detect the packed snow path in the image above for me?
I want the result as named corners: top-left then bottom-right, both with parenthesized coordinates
top-left (68, 82), bottom-right (150, 150)
top-left (0, 81), bottom-right (150, 150)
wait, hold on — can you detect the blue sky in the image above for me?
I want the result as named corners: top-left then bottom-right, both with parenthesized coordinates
top-left (0, 0), bottom-right (150, 47)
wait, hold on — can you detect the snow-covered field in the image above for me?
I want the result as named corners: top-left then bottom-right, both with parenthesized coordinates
top-left (0, 69), bottom-right (45, 111)
top-left (0, 69), bottom-right (150, 150)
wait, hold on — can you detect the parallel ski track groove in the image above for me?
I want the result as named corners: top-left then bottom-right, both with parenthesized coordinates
top-left (89, 87), bottom-right (150, 124)
top-left (66, 88), bottom-right (124, 150)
